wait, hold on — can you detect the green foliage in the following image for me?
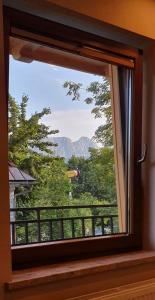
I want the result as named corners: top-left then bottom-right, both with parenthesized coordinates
top-left (63, 81), bottom-right (82, 100)
top-left (68, 147), bottom-right (116, 203)
top-left (30, 158), bottom-right (71, 206)
top-left (9, 94), bottom-right (72, 209)
top-left (8, 94), bottom-right (58, 175)
top-left (63, 78), bottom-right (113, 146)
top-left (9, 84), bottom-right (118, 243)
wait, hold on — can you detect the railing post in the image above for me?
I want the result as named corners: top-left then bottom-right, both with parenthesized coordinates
top-left (11, 223), bottom-right (15, 245)
top-left (71, 219), bottom-right (75, 238)
top-left (49, 221), bottom-right (53, 241)
top-left (101, 217), bottom-right (105, 235)
top-left (92, 217), bottom-right (96, 236)
top-left (60, 220), bottom-right (64, 239)
top-left (110, 216), bottom-right (114, 234)
top-left (81, 218), bottom-right (85, 237)
top-left (25, 223), bottom-right (29, 244)
top-left (37, 209), bottom-right (41, 243)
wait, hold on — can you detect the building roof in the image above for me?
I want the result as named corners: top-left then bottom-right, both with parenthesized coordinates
top-left (9, 161), bottom-right (36, 184)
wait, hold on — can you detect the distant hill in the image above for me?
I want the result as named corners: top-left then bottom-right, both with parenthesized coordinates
top-left (48, 136), bottom-right (97, 160)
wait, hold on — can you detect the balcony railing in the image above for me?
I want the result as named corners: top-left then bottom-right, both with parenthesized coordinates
top-left (10, 204), bottom-right (118, 246)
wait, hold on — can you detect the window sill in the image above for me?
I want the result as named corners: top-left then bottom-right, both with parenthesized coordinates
top-left (6, 251), bottom-right (155, 291)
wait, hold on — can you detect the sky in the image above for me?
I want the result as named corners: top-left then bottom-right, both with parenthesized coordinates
top-left (9, 56), bottom-right (104, 142)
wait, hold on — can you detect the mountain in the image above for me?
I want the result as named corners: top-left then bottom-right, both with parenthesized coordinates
top-left (48, 136), bottom-right (97, 160)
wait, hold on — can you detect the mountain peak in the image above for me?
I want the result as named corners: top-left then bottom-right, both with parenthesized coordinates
top-left (50, 136), bottom-right (97, 160)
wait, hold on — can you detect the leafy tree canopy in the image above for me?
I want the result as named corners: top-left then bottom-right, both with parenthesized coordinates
top-left (8, 94), bottom-right (73, 209)
top-left (63, 78), bottom-right (113, 146)
top-left (68, 147), bottom-right (116, 203)
top-left (8, 94), bottom-right (58, 176)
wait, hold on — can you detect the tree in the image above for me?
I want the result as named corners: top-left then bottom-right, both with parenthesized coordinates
top-left (64, 77), bottom-right (116, 202)
top-left (8, 94), bottom-right (72, 209)
top-left (8, 94), bottom-right (58, 176)
top-left (63, 78), bottom-right (113, 146)
top-left (64, 75), bottom-right (116, 204)
top-left (30, 158), bottom-right (71, 207)
top-left (68, 148), bottom-right (116, 203)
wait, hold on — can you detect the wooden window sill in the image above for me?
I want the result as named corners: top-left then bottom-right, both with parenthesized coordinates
top-left (6, 251), bottom-right (155, 291)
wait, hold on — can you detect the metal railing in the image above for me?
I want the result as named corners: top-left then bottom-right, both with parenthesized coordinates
top-left (10, 204), bottom-right (118, 246)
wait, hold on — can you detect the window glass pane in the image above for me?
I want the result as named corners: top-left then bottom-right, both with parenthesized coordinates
top-left (9, 36), bottom-right (131, 246)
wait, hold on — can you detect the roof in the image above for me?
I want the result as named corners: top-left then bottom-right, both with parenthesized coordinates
top-left (9, 161), bottom-right (36, 184)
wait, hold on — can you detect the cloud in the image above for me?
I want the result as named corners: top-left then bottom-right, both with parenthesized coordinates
top-left (42, 109), bottom-right (104, 141)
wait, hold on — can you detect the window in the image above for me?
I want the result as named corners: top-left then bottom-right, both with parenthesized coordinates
top-left (4, 8), bottom-right (142, 269)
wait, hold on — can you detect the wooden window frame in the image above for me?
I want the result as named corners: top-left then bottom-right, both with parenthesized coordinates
top-left (3, 7), bottom-right (143, 269)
